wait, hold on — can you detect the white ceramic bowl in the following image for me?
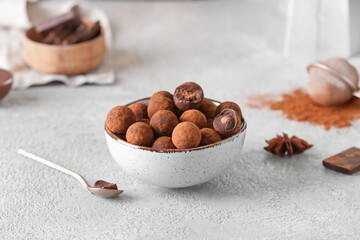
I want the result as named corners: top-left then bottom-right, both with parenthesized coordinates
top-left (105, 98), bottom-right (247, 188)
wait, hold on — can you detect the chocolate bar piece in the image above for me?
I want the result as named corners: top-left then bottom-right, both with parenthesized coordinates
top-left (35, 6), bottom-right (78, 33)
top-left (41, 25), bottom-right (65, 44)
top-left (63, 23), bottom-right (87, 44)
top-left (81, 21), bottom-right (101, 42)
top-left (323, 147), bottom-right (360, 175)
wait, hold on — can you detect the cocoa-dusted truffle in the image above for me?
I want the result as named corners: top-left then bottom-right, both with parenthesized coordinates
top-left (207, 119), bottom-right (214, 129)
top-left (173, 82), bottom-right (204, 111)
top-left (126, 122), bottom-right (154, 147)
top-left (179, 109), bottom-right (207, 129)
top-left (106, 106), bottom-right (136, 134)
top-left (200, 128), bottom-right (222, 146)
top-left (213, 109), bottom-right (242, 138)
top-left (150, 110), bottom-right (178, 136)
top-left (150, 90), bottom-right (173, 100)
top-left (151, 136), bottom-right (176, 150)
top-left (215, 101), bottom-right (242, 117)
top-left (129, 103), bottom-right (148, 120)
top-left (172, 122), bottom-right (201, 149)
top-left (147, 96), bottom-right (177, 119)
top-left (199, 98), bottom-right (217, 119)
top-left (138, 118), bottom-right (150, 125)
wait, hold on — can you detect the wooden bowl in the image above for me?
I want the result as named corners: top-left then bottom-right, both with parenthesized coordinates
top-left (23, 21), bottom-right (106, 75)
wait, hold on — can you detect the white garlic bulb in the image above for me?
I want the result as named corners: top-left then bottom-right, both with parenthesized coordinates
top-left (307, 57), bottom-right (359, 106)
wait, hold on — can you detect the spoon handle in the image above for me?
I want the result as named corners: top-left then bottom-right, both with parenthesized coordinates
top-left (18, 149), bottom-right (90, 189)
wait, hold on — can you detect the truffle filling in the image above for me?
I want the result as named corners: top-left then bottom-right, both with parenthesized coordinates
top-left (175, 86), bottom-right (202, 103)
top-left (214, 109), bottom-right (237, 131)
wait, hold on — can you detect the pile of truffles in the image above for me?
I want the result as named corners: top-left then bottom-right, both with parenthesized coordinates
top-left (105, 82), bottom-right (243, 150)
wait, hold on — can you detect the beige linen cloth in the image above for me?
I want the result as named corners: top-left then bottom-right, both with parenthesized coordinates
top-left (0, 0), bottom-right (114, 89)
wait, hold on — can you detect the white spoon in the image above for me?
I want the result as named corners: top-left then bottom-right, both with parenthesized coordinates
top-left (18, 149), bottom-right (123, 198)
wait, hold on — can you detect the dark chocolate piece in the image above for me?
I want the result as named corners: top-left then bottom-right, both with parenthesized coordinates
top-left (323, 147), bottom-right (360, 175)
top-left (64, 17), bottom-right (81, 30)
top-left (41, 25), bottom-right (64, 44)
top-left (81, 21), bottom-right (101, 42)
top-left (94, 180), bottom-right (118, 190)
top-left (35, 6), bottom-right (78, 33)
top-left (63, 23), bottom-right (87, 44)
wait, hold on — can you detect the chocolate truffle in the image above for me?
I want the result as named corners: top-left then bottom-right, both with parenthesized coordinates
top-left (129, 103), bottom-right (148, 120)
top-left (150, 110), bottom-right (178, 136)
top-left (173, 82), bottom-right (204, 111)
top-left (106, 106), bottom-right (136, 134)
top-left (151, 136), bottom-right (176, 150)
top-left (179, 109), bottom-right (207, 129)
top-left (150, 90), bottom-right (173, 100)
top-left (200, 128), bottom-right (222, 146)
top-left (215, 101), bottom-right (242, 117)
top-left (126, 122), bottom-right (154, 147)
top-left (172, 122), bottom-right (201, 149)
top-left (213, 109), bottom-right (242, 138)
top-left (199, 98), bottom-right (217, 119)
top-left (147, 96), bottom-right (177, 119)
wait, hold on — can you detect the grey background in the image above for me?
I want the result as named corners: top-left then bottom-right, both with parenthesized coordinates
top-left (1, 0), bottom-right (360, 239)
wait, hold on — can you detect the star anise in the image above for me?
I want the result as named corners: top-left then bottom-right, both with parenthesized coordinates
top-left (264, 133), bottom-right (312, 157)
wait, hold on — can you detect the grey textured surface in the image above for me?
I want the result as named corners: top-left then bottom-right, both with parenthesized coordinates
top-left (1, 0), bottom-right (360, 239)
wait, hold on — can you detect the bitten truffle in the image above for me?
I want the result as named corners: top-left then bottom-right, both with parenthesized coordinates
top-left (213, 109), bottom-right (242, 138)
top-left (150, 110), bottom-right (178, 136)
top-left (147, 96), bottom-right (177, 119)
top-left (179, 109), bottom-right (207, 129)
top-left (106, 106), bottom-right (136, 134)
top-left (215, 101), bottom-right (242, 117)
top-left (150, 91), bottom-right (173, 100)
top-left (173, 82), bottom-right (204, 111)
top-left (172, 122), bottom-right (201, 149)
top-left (200, 128), bottom-right (222, 146)
top-left (199, 98), bottom-right (217, 119)
top-left (151, 136), bottom-right (176, 150)
top-left (129, 103), bottom-right (148, 120)
top-left (126, 122), bottom-right (154, 147)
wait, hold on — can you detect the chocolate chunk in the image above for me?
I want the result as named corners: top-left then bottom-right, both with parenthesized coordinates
top-left (63, 23), bottom-right (87, 44)
top-left (323, 147), bottom-right (360, 175)
top-left (35, 6), bottom-right (79, 33)
top-left (41, 25), bottom-right (64, 44)
top-left (94, 180), bottom-right (118, 190)
top-left (81, 21), bottom-right (101, 42)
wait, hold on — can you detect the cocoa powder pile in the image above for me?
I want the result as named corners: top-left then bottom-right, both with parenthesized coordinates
top-left (249, 89), bottom-right (360, 130)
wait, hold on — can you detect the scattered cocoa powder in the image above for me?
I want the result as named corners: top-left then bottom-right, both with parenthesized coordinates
top-left (248, 88), bottom-right (360, 130)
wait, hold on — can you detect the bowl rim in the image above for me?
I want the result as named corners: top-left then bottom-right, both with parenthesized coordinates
top-left (24, 19), bottom-right (105, 48)
top-left (105, 97), bottom-right (247, 153)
